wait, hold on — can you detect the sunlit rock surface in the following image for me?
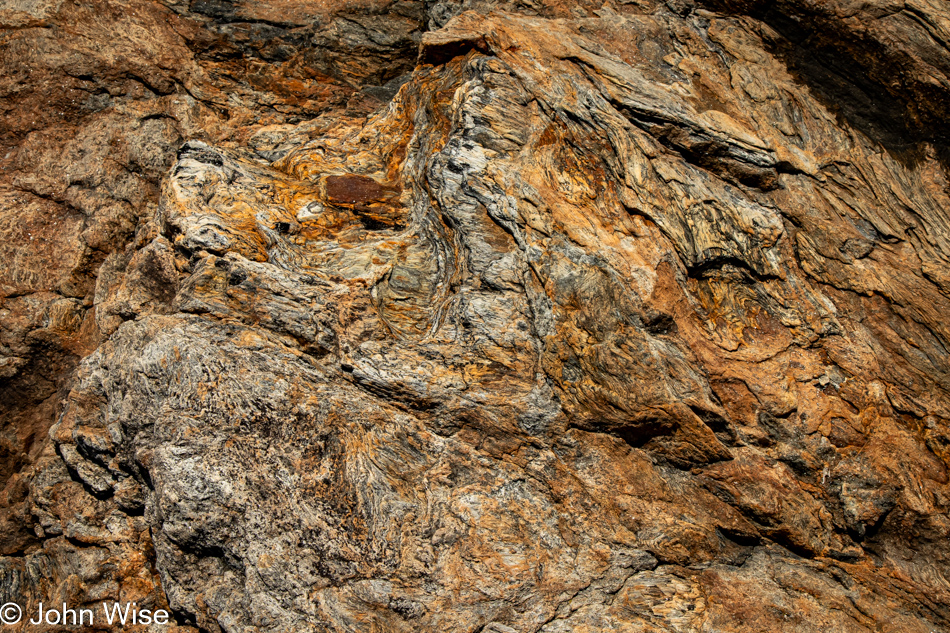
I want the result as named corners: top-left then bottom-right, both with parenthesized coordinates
top-left (2, 1), bottom-right (950, 631)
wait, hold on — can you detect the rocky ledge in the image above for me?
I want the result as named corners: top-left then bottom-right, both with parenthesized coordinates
top-left (2, 1), bottom-right (950, 631)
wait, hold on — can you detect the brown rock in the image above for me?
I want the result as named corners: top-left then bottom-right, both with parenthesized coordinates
top-left (2, 1), bottom-right (950, 632)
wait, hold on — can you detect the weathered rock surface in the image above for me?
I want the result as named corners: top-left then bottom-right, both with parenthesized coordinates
top-left (2, 0), bottom-right (950, 631)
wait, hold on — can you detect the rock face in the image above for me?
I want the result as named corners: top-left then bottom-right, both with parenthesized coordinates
top-left (2, 0), bottom-right (950, 631)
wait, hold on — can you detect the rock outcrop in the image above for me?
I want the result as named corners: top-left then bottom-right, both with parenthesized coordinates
top-left (2, 1), bottom-right (950, 631)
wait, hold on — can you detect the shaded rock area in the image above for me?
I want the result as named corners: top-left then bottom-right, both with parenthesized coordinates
top-left (2, 0), bottom-right (950, 631)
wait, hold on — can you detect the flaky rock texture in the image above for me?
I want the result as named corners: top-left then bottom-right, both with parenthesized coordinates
top-left (2, 0), bottom-right (950, 631)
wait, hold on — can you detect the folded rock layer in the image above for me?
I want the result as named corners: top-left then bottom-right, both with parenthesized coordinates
top-left (2, 1), bottom-right (950, 632)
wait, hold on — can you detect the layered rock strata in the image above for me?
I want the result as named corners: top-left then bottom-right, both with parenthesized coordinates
top-left (2, 1), bottom-right (950, 632)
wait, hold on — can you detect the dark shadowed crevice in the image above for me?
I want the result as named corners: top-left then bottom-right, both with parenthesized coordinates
top-left (700, 1), bottom-right (950, 169)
